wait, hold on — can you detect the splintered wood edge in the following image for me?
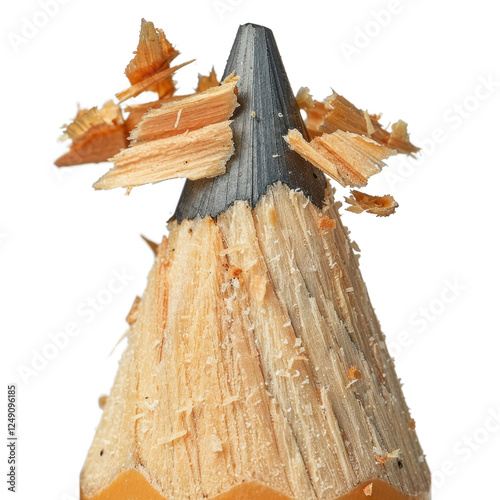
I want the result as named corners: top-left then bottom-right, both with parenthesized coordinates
top-left (93, 121), bottom-right (234, 190)
top-left (80, 470), bottom-right (430, 500)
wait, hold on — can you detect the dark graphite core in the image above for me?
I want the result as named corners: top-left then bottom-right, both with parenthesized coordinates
top-left (173, 23), bottom-right (327, 222)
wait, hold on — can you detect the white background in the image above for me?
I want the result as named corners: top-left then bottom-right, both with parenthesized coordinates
top-left (1, 1), bottom-right (499, 499)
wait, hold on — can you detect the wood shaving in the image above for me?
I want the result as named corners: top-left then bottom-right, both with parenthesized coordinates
top-left (118, 19), bottom-right (181, 102)
top-left (345, 190), bottom-right (398, 217)
top-left (94, 121), bottom-right (234, 190)
top-left (55, 101), bottom-right (127, 167)
top-left (284, 129), bottom-right (395, 188)
top-left (295, 87), bottom-right (314, 110)
top-left (197, 67), bottom-right (219, 92)
top-left (301, 90), bottom-right (419, 155)
top-left (129, 74), bottom-right (238, 144)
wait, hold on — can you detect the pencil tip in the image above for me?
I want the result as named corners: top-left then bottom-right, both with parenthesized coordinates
top-left (174, 24), bottom-right (326, 222)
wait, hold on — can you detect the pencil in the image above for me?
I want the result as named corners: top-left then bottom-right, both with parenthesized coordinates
top-left (57, 21), bottom-right (430, 500)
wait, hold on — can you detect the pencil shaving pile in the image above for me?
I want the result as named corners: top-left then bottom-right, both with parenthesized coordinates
top-left (56, 19), bottom-right (418, 217)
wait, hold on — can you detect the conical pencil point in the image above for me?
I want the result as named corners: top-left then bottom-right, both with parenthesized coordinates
top-left (174, 23), bottom-right (326, 222)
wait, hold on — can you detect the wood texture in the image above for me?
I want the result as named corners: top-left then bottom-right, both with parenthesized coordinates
top-left (81, 183), bottom-right (430, 500)
top-left (93, 121), bottom-right (234, 189)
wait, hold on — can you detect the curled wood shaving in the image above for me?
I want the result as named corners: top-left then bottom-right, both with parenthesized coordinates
top-left (284, 129), bottom-right (395, 188)
top-left (94, 121), bottom-right (234, 190)
top-left (197, 67), bottom-right (219, 92)
top-left (345, 190), bottom-right (398, 217)
top-left (55, 101), bottom-right (128, 167)
top-left (117, 19), bottom-right (182, 102)
top-left (301, 90), bottom-right (419, 155)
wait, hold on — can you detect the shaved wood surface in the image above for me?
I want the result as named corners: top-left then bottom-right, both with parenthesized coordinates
top-left (81, 183), bottom-right (430, 500)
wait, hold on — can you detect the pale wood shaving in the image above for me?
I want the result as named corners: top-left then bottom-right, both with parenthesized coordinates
top-left (129, 75), bottom-right (238, 144)
top-left (124, 95), bottom-right (190, 132)
top-left (284, 129), bottom-right (395, 188)
top-left (295, 87), bottom-right (314, 110)
top-left (387, 120), bottom-right (419, 155)
top-left (93, 121), bottom-right (234, 190)
top-left (197, 67), bottom-right (219, 92)
top-left (345, 190), bottom-right (398, 217)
